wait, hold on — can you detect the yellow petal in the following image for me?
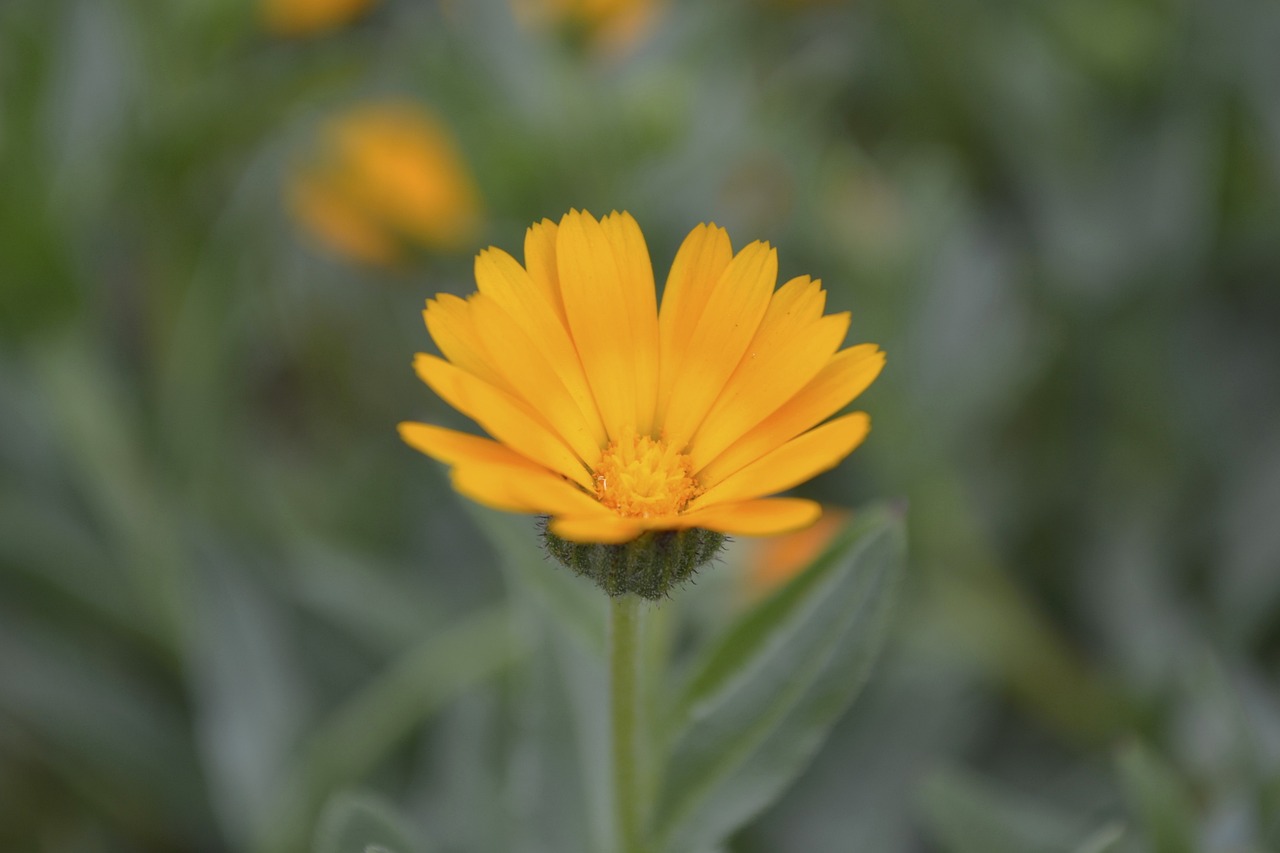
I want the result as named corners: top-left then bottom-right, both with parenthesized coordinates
top-left (657, 223), bottom-right (734, 418)
top-left (600, 211), bottom-right (660, 434)
top-left (423, 294), bottom-right (510, 391)
top-left (657, 225), bottom-right (734, 365)
top-left (453, 463), bottom-right (605, 516)
top-left (450, 458), bottom-right (604, 517)
top-left (557, 210), bottom-right (643, 441)
top-left (689, 275), bottom-right (849, 469)
top-left (523, 218), bottom-right (567, 324)
top-left (399, 422), bottom-right (600, 517)
top-left (474, 248), bottom-right (606, 448)
top-left (548, 514), bottom-right (645, 544)
top-left (413, 353), bottom-right (593, 489)
top-left (660, 241), bottom-right (778, 450)
top-left (748, 507), bottom-right (851, 594)
top-left (691, 412), bottom-right (870, 508)
top-left (398, 421), bottom-right (542, 470)
top-left (548, 497), bottom-right (822, 541)
top-left (467, 293), bottom-right (603, 464)
top-left (698, 344), bottom-right (885, 486)
top-left (679, 497), bottom-right (823, 537)
top-left (450, 469), bottom-right (530, 514)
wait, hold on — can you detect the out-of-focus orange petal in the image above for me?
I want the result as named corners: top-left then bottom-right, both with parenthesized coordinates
top-left (746, 507), bottom-right (850, 595)
top-left (262, 0), bottom-right (378, 36)
top-left (288, 101), bottom-right (483, 266)
top-left (287, 174), bottom-right (399, 266)
top-left (329, 104), bottom-right (482, 251)
top-left (511, 0), bottom-right (664, 56)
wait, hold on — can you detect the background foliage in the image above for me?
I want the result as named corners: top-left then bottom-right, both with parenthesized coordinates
top-left (2, 0), bottom-right (1279, 850)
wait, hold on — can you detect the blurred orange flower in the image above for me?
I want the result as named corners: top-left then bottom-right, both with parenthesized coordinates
top-left (287, 102), bottom-right (483, 267)
top-left (261, 0), bottom-right (378, 36)
top-left (512, 0), bottom-right (662, 55)
top-left (746, 507), bottom-right (851, 595)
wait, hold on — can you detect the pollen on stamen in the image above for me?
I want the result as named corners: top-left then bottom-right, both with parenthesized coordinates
top-left (593, 432), bottom-right (699, 518)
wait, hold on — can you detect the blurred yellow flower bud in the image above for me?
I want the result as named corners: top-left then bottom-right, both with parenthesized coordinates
top-left (512, 0), bottom-right (662, 55)
top-left (287, 101), bottom-right (483, 267)
top-left (261, 0), bottom-right (378, 36)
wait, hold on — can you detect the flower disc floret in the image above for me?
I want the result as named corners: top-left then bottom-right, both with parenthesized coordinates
top-left (594, 433), bottom-right (699, 518)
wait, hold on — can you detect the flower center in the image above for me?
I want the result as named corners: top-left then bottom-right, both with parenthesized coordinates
top-left (593, 433), bottom-right (699, 518)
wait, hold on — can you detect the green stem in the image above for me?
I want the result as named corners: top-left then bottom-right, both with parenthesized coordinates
top-left (610, 593), bottom-right (644, 853)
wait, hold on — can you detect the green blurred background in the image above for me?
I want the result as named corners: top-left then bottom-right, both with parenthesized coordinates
top-left (2, 0), bottom-right (1279, 850)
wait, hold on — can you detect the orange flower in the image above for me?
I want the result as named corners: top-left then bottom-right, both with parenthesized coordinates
top-left (287, 102), bottom-right (482, 266)
top-left (400, 210), bottom-right (884, 544)
top-left (261, 0), bottom-right (377, 36)
top-left (512, 0), bottom-right (662, 55)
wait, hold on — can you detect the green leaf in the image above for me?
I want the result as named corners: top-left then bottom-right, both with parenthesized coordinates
top-left (0, 605), bottom-right (208, 839)
top-left (313, 791), bottom-right (423, 853)
top-left (33, 339), bottom-right (190, 655)
top-left (918, 768), bottom-right (1094, 853)
top-left (254, 606), bottom-right (519, 853)
top-left (189, 555), bottom-right (309, 849)
top-left (652, 503), bottom-right (906, 853)
top-left (1073, 823), bottom-right (1131, 853)
top-left (1116, 741), bottom-right (1197, 853)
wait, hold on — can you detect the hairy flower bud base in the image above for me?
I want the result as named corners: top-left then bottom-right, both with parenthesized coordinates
top-left (540, 522), bottom-right (727, 600)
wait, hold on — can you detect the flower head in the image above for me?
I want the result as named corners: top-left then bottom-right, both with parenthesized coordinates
top-left (511, 0), bottom-right (661, 56)
top-left (287, 102), bottom-right (482, 267)
top-left (401, 210), bottom-right (884, 562)
top-left (262, 0), bottom-right (378, 36)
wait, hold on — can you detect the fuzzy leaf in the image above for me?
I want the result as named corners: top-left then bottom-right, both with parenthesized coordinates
top-left (1116, 741), bottom-right (1197, 853)
top-left (652, 503), bottom-right (905, 853)
top-left (313, 791), bottom-right (423, 853)
top-left (919, 768), bottom-right (1095, 853)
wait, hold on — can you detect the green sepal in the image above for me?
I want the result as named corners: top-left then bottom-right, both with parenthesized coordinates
top-left (540, 520), bottom-right (726, 600)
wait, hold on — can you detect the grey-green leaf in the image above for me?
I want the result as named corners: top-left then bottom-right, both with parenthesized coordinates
top-left (1116, 741), bottom-right (1197, 853)
top-left (313, 791), bottom-right (423, 853)
top-left (653, 503), bottom-right (906, 853)
top-left (918, 768), bottom-right (1096, 853)
top-left (1073, 823), bottom-right (1131, 853)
